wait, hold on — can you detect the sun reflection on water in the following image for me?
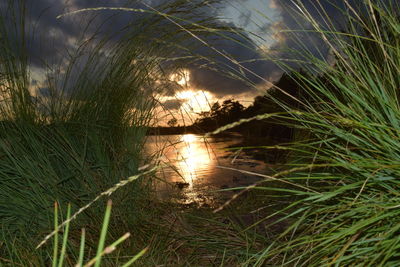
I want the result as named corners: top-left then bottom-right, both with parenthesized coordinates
top-left (181, 134), bottom-right (196, 143)
top-left (176, 134), bottom-right (213, 189)
top-left (145, 133), bottom-right (265, 207)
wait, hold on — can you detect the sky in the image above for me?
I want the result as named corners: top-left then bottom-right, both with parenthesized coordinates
top-left (1, 0), bottom-right (358, 125)
top-left (153, 0), bottom-right (353, 125)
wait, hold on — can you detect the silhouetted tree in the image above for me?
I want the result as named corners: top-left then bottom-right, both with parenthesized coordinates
top-left (194, 99), bottom-right (245, 130)
top-left (167, 118), bottom-right (178, 127)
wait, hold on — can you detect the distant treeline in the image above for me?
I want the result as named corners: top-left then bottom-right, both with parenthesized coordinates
top-left (147, 125), bottom-right (200, 135)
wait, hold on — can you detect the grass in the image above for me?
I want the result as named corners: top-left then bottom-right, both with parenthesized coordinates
top-left (0, 0), bottom-right (228, 265)
top-left (219, 0), bottom-right (400, 266)
top-left (48, 200), bottom-right (147, 267)
top-left (2, 0), bottom-right (400, 266)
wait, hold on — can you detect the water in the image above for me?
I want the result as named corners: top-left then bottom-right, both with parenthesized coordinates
top-left (145, 134), bottom-right (268, 207)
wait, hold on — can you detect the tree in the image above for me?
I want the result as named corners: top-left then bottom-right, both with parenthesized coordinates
top-left (194, 100), bottom-right (245, 130)
top-left (167, 118), bottom-right (178, 127)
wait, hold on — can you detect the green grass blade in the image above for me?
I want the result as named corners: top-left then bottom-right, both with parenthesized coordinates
top-left (52, 202), bottom-right (59, 267)
top-left (57, 204), bottom-right (71, 267)
top-left (76, 228), bottom-right (86, 267)
top-left (93, 200), bottom-right (112, 267)
top-left (120, 247), bottom-right (149, 267)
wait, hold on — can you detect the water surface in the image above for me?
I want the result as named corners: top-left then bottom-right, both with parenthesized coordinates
top-left (145, 134), bottom-right (268, 207)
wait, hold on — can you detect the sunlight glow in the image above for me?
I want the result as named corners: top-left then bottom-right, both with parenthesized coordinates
top-left (175, 90), bottom-right (213, 113)
top-left (160, 69), bottom-right (215, 124)
top-left (177, 134), bottom-right (212, 188)
top-left (181, 134), bottom-right (196, 143)
top-left (175, 90), bottom-right (196, 99)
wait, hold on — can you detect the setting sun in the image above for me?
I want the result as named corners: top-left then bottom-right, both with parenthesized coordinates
top-left (163, 69), bottom-right (215, 121)
top-left (175, 90), bottom-right (213, 113)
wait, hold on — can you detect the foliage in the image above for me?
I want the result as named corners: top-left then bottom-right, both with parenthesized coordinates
top-left (0, 0), bottom-right (227, 264)
top-left (2, 0), bottom-right (400, 265)
top-left (243, 0), bottom-right (400, 266)
top-left (167, 117), bottom-right (178, 127)
top-left (195, 99), bottom-right (245, 130)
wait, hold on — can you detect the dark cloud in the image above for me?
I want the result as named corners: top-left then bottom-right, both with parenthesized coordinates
top-left (25, 0), bottom-right (148, 67)
top-left (261, 0), bottom-right (396, 74)
top-left (206, 0), bottom-right (394, 93)
top-left (186, 25), bottom-right (272, 97)
top-left (253, 0), bottom-right (353, 77)
top-left (2, 0), bottom-right (388, 100)
top-left (1, 0), bottom-right (176, 68)
top-left (2, 0), bottom-right (266, 98)
top-left (181, 0), bottom-right (366, 97)
top-left (162, 99), bottom-right (184, 110)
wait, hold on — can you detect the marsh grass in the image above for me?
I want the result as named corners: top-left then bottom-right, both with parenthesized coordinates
top-left (0, 0), bottom-right (232, 265)
top-left (205, 0), bottom-right (400, 266)
top-left (48, 200), bottom-right (147, 267)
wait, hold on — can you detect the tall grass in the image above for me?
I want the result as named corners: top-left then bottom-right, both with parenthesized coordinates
top-left (0, 0), bottom-right (223, 264)
top-left (233, 0), bottom-right (400, 265)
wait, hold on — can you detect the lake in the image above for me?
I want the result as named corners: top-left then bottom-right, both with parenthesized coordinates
top-left (145, 134), bottom-right (268, 207)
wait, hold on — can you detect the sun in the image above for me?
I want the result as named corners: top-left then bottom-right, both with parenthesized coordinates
top-left (175, 90), bottom-right (213, 113)
top-left (161, 69), bottom-right (214, 121)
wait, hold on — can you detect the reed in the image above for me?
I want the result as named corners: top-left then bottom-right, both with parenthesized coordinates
top-left (239, 1), bottom-right (400, 265)
top-left (0, 0), bottom-right (220, 264)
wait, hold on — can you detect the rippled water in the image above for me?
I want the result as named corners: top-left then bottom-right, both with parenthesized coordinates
top-left (145, 134), bottom-right (268, 207)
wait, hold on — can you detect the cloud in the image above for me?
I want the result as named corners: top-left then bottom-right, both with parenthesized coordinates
top-left (180, 0), bottom-right (365, 97)
top-left (1, 0), bottom-right (169, 68)
top-left (2, 0), bottom-right (266, 98)
top-left (185, 25), bottom-right (273, 97)
top-left (219, 0), bottom-right (385, 88)
top-left (161, 99), bottom-right (184, 110)
top-left (2, 0), bottom-right (387, 101)
top-left (257, 1), bottom-right (353, 73)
